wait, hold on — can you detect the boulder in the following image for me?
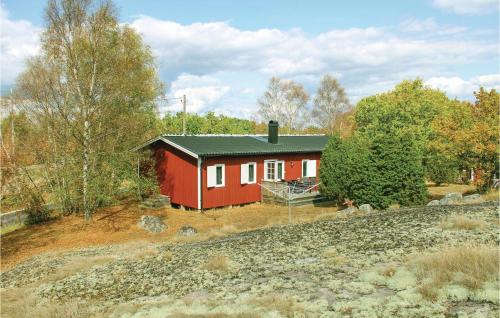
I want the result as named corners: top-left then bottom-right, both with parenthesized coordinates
top-left (463, 194), bottom-right (484, 203)
top-left (439, 192), bottom-right (463, 205)
top-left (177, 225), bottom-right (198, 236)
top-left (340, 206), bottom-right (358, 214)
top-left (359, 204), bottom-right (373, 213)
top-left (427, 200), bottom-right (440, 206)
top-left (137, 215), bottom-right (167, 233)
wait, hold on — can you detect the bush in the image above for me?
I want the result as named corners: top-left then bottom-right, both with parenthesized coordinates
top-left (319, 131), bottom-right (428, 209)
top-left (319, 134), bottom-right (386, 208)
top-left (24, 195), bottom-right (50, 225)
top-left (425, 152), bottom-right (459, 185)
top-left (370, 130), bottom-right (428, 207)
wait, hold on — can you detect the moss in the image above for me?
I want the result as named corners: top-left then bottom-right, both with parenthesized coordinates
top-left (345, 282), bottom-right (375, 295)
top-left (470, 282), bottom-right (500, 304)
top-left (359, 271), bottom-right (387, 285)
top-left (386, 268), bottom-right (417, 291)
top-left (442, 284), bottom-right (469, 302)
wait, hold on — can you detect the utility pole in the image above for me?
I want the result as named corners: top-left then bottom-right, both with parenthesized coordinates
top-left (9, 89), bottom-right (14, 158)
top-left (182, 94), bottom-right (187, 135)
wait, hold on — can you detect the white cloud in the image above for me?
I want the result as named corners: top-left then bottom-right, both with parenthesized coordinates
top-left (164, 73), bottom-right (230, 114)
top-left (128, 16), bottom-right (497, 113)
top-left (0, 5), bottom-right (41, 85)
top-left (432, 0), bottom-right (498, 15)
top-left (425, 74), bottom-right (500, 98)
top-left (130, 16), bottom-right (496, 80)
top-left (0, 4), bottom-right (497, 116)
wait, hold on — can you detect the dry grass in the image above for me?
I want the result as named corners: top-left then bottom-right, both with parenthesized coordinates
top-left (0, 287), bottom-right (92, 318)
top-left (379, 264), bottom-right (398, 277)
top-left (439, 214), bottom-right (487, 231)
top-left (323, 247), bottom-right (348, 265)
top-left (204, 254), bottom-right (232, 272)
top-left (482, 189), bottom-right (499, 201)
top-left (427, 183), bottom-right (476, 200)
top-left (409, 245), bottom-right (498, 298)
top-left (246, 294), bottom-right (304, 316)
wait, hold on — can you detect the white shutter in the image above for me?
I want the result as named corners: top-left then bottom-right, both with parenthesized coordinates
top-left (241, 163), bottom-right (248, 184)
top-left (308, 160), bottom-right (317, 177)
top-left (207, 165), bottom-right (216, 187)
top-left (280, 160), bottom-right (285, 179)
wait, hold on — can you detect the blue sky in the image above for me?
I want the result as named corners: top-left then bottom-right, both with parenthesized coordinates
top-left (1, 0), bottom-right (499, 118)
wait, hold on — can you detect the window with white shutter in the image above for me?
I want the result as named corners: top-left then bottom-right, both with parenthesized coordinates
top-left (248, 162), bottom-right (256, 183)
top-left (302, 159), bottom-right (317, 177)
top-left (241, 163), bottom-right (248, 184)
top-left (207, 164), bottom-right (225, 187)
top-left (241, 162), bottom-right (256, 184)
top-left (207, 165), bottom-right (216, 187)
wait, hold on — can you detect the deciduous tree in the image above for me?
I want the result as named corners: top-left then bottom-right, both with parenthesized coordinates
top-left (16, 0), bottom-right (162, 220)
top-left (257, 77), bottom-right (309, 133)
top-left (312, 75), bottom-right (351, 134)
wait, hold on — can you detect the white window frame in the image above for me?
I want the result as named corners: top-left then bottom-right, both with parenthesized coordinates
top-left (215, 164), bottom-right (225, 187)
top-left (302, 159), bottom-right (316, 178)
top-left (264, 159), bottom-right (285, 181)
top-left (247, 162), bottom-right (257, 184)
top-left (208, 164), bottom-right (225, 188)
top-left (241, 162), bottom-right (257, 184)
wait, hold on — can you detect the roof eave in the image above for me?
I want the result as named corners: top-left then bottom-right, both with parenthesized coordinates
top-left (131, 136), bottom-right (199, 159)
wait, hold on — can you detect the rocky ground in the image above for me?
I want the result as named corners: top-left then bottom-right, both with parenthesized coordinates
top-left (1, 202), bottom-right (499, 317)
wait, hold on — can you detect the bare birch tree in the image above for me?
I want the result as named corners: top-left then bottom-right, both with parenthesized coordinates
top-left (16, 0), bottom-right (162, 220)
top-left (312, 75), bottom-right (351, 134)
top-left (257, 77), bottom-right (309, 133)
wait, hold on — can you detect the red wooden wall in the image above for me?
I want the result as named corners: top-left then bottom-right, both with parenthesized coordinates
top-left (202, 152), bottom-right (321, 209)
top-left (153, 144), bottom-right (198, 209)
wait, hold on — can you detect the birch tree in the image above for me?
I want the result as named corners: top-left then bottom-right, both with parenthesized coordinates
top-left (16, 0), bottom-right (162, 220)
top-left (257, 77), bottom-right (309, 133)
top-left (312, 75), bottom-right (351, 134)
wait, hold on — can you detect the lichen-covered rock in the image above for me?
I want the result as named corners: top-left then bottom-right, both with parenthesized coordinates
top-left (137, 215), bottom-right (167, 233)
top-left (340, 206), bottom-right (358, 213)
top-left (463, 194), bottom-right (484, 204)
top-left (359, 204), bottom-right (373, 213)
top-left (177, 225), bottom-right (198, 236)
top-left (2, 202), bottom-right (498, 317)
top-left (427, 200), bottom-right (440, 206)
top-left (440, 192), bottom-right (463, 205)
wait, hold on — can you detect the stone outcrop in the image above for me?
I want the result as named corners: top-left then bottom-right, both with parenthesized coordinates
top-left (137, 215), bottom-right (167, 233)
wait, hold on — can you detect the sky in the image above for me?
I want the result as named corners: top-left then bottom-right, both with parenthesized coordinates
top-left (1, 0), bottom-right (499, 118)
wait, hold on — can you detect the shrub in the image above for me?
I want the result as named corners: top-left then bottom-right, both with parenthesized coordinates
top-left (319, 134), bottom-right (386, 208)
top-left (319, 131), bottom-right (428, 209)
top-left (24, 195), bottom-right (50, 225)
top-left (425, 152), bottom-right (459, 185)
top-left (370, 130), bottom-right (428, 207)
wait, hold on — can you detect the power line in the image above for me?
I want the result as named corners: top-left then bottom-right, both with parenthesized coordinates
top-left (156, 95), bottom-right (187, 135)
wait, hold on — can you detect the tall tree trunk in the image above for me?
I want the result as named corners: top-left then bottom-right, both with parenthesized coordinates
top-left (83, 118), bottom-right (91, 221)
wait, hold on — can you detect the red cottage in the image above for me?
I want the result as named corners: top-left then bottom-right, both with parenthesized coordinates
top-left (137, 121), bottom-right (329, 209)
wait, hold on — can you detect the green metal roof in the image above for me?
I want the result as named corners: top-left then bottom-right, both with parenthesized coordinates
top-left (152, 135), bottom-right (329, 157)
